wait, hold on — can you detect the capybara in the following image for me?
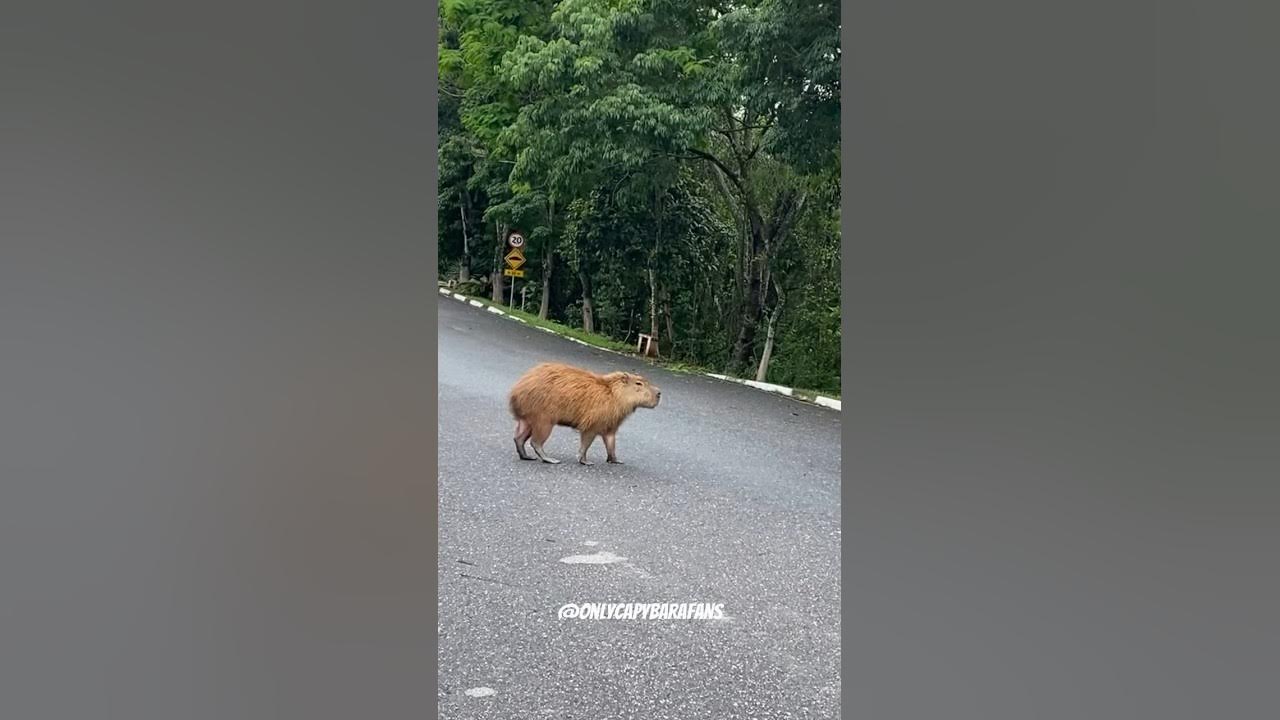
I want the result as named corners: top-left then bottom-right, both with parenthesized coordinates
top-left (508, 362), bottom-right (662, 465)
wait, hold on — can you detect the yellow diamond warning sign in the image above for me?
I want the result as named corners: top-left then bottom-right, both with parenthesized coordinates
top-left (504, 249), bottom-right (525, 270)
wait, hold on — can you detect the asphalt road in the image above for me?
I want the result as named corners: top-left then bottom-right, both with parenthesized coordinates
top-left (438, 297), bottom-right (841, 719)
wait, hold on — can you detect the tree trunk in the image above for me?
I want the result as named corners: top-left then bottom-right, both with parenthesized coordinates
top-left (648, 265), bottom-right (659, 338)
top-left (457, 191), bottom-right (471, 283)
top-left (646, 186), bottom-right (664, 355)
top-left (578, 266), bottom-right (594, 334)
top-left (728, 203), bottom-right (767, 374)
top-left (729, 279), bottom-right (762, 373)
top-left (539, 249), bottom-right (554, 320)
top-left (662, 287), bottom-right (675, 356)
top-left (539, 200), bottom-right (554, 320)
top-left (756, 283), bottom-right (785, 383)
top-left (491, 221), bottom-right (506, 303)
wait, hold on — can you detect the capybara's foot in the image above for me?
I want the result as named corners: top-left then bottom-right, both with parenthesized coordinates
top-left (578, 459), bottom-right (594, 466)
top-left (607, 458), bottom-right (623, 465)
top-left (530, 440), bottom-right (558, 464)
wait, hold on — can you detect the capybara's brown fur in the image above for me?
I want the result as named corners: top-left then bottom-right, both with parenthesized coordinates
top-left (508, 362), bottom-right (661, 465)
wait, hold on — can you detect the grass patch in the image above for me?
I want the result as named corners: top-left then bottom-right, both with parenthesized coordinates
top-left (792, 388), bottom-right (841, 402)
top-left (658, 361), bottom-right (707, 376)
top-left (449, 290), bottom-right (841, 401)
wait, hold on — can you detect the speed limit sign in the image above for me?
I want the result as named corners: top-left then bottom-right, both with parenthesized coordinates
top-left (507, 232), bottom-right (525, 248)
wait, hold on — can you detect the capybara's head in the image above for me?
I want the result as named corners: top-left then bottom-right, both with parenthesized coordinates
top-left (607, 371), bottom-right (662, 410)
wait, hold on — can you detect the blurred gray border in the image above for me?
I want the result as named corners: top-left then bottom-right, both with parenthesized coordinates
top-left (843, 0), bottom-right (1279, 718)
top-left (4, 1), bottom-right (440, 718)
top-left (427, 2), bottom-right (441, 715)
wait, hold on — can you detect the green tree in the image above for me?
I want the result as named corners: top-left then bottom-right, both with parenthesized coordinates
top-left (499, 0), bottom-right (711, 335)
top-left (436, 0), bottom-right (842, 390)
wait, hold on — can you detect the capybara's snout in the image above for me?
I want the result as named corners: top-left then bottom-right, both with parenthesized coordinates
top-left (650, 385), bottom-right (662, 407)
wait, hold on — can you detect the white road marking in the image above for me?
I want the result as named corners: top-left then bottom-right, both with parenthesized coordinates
top-left (464, 687), bottom-right (496, 698)
top-left (559, 551), bottom-right (626, 565)
top-left (621, 561), bottom-right (653, 579)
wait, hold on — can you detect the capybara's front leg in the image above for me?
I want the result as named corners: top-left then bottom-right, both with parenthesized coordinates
top-left (530, 420), bottom-right (560, 464)
top-left (577, 432), bottom-right (597, 465)
top-left (603, 432), bottom-right (622, 464)
top-left (514, 419), bottom-right (534, 460)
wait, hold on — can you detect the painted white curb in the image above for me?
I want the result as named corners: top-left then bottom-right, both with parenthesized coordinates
top-left (814, 396), bottom-right (842, 411)
top-left (453, 293), bottom-right (466, 301)
top-left (743, 379), bottom-right (793, 396)
top-left (705, 372), bottom-right (841, 412)
top-left (468, 299), bottom-right (484, 308)
top-left (486, 305), bottom-right (505, 315)
top-left (707, 373), bottom-right (792, 398)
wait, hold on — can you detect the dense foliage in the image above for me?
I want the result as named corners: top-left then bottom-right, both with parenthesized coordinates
top-left (439, 0), bottom-right (840, 393)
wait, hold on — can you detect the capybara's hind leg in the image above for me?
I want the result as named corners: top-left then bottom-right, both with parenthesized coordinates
top-left (604, 432), bottom-right (622, 464)
top-left (529, 420), bottom-right (560, 464)
top-left (577, 432), bottom-right (597, 465)
top-left (514, 419), bottom-right (534, 460)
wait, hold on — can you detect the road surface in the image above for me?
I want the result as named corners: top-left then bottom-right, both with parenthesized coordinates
top-left (438, 297), bottom-right (841, 719)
